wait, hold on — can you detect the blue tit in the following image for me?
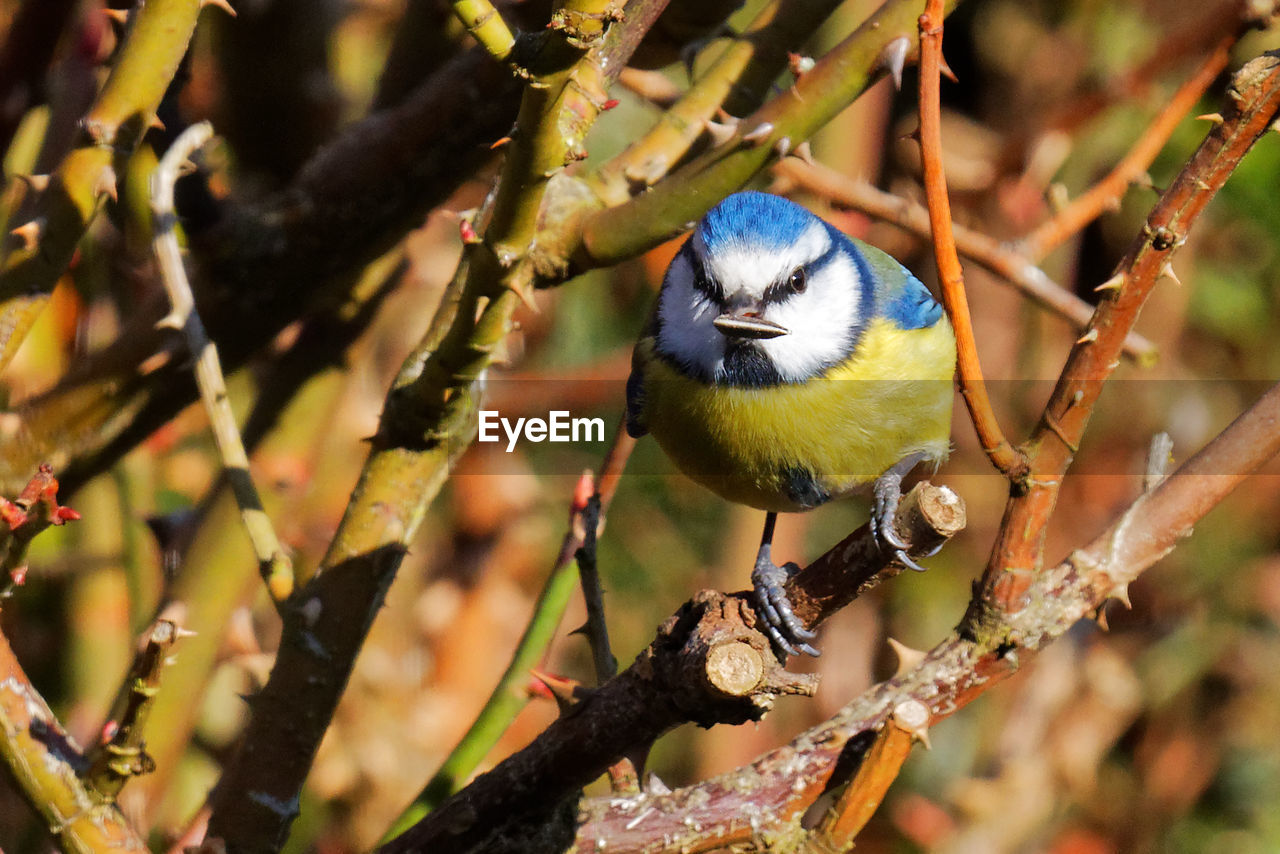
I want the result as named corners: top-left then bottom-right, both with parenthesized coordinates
top-left (625, 191), bottom-right (956, 657)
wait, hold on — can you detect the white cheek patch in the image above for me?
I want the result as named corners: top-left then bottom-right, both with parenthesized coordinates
top-left (656, 250), bottom-right (724, 376)
top-left (695, 222), bottom-right (831, 299)
top-left (757, 251), bottom-right (862, 382)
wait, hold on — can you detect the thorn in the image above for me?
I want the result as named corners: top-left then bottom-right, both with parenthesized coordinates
top-left (94, 166), bottom-right (119, 202)
top-left (741, 122), bottom-right (774, 145)
top-left (643, 772), bottom-right (671, 795)
top-left (53, 507), bottom-right (81, 524)
top-left (570, 469), bottom-right (596, 516)
top-left (714, 109), bottom-right (740, 127)
top-left (148, 114), bottom-right (165, 132)
top-left (773, 136), bottom-right (791, 158)
top-left (15, 174), bottom-right (49, 193)
top-left (103, 8), bottom-right (129, 25)
top-left (886, 637), bottom-right (927, 677)
top-left (459, 217), bottom-right (482, 245)
top-left (156, 311), bottom-right (185, 332)
top-left (200, 0), bottom-right (237, 15)
top-left (1092, 604), bottom-right (1110, 631)
top-left (623, 155), bottom-right (670, 187)
top-left (1195, 112), bottom-right (1224, 125)
top-left (703, 119), bottom-right (737, 147)
top-left (791, 140), bottom-right (815, 165)
top-left (174, 625), bottom-right (199, 639)
top-left (1075, 328), bottom-right (1098, 344)
top-left (1094, 272), bottom-right (1125, 292)
top-left (1132, 171), bottom-right (1155, 189)
top-left (1110, 583), bottom-right (1132, 610)
top-left (1159, 261), bottom-right (1181, 286)
top-left (529, 668), bottom-right (583, 715)
top-left (505, 279), bottom-right (540, 314)
top-left (787, 52), bottom-right (815, 79)
top-left (9, 218), bottom-right (44, 251)
top-left (879, 36), bottom-right (910, 90)
top-left (939, 54), bottom-right (958, 83)
top-left (1195, 179), bottom-right (1212, 191)
top-left (892, 699), bottom-right (932, 749)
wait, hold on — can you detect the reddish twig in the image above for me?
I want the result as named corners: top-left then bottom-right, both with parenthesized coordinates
top-left (917, 1), bottom-right (1025, 478)
top-left (1020, 35), bottom-right (1235, 259)
top-left (380, 483), bottom-right (964, 854)
top-left (805, 704), bottom-right (924, 851)
top-left (774, 159), bottom-right (1158, 364)
top-left (979, 50), bottom-right (1280, 614)
top-left (574, 378), bottom-right (1280, 853)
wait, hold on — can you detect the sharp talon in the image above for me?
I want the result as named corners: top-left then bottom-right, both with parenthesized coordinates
top-left (751, 554), bottom-right (819, 657)
top-left (895, 549), bottom-right (928, 573)
top-left (878, 521), bottom-right (909, 552)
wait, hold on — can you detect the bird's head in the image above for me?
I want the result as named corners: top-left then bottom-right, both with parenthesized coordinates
top-left (655, 192), bottom-right (871, 387)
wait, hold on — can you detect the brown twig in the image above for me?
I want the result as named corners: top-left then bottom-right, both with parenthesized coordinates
top-left (379, 483), bottom-right (963, 854)
top-left (775, 159), bottom-right (1158, 364)
top-left (573, 379), bottom-right (1280, 853)
top-left (803, 703), bottom-right (924, 852)
top-left (1020, 35), bottom-right (1235, 260)
top-left (978, 50), bottom-right (1280, 616)
top-left (83, 618), bottom-right (189, 800)
top-left (917, 0), bottom-right (1025, 478)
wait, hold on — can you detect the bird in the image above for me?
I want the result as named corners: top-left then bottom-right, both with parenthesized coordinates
top-left (625, 191), bottom-right (956, 657)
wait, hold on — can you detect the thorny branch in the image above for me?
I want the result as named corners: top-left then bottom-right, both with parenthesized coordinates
top-left (980, 49), bottom-right (1280, 616)
top-left (151, 122), bottom-right (295, 608)
top-left (918, 0), bottom-right (1024, 478)
top-left (571, 380), bottom-right (1280, 853)
top-left (380, 483), bottom-right (964, 854)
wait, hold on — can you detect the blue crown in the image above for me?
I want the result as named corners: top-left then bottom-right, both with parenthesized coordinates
top-left (697, 192), bottom-right (817, 253)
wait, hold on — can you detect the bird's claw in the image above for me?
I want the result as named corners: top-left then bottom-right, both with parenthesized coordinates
top-left (871, 464), bottom-right (936, 573)
top-left (751, 558), bottom-right (819, 658)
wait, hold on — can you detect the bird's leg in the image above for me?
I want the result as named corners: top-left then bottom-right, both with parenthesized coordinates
top-left (871, 452), bottom-right (940, 572)
top-left (750, 511), bottom-right (820, 658)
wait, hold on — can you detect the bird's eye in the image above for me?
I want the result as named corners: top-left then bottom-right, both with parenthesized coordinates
top-left (788, 267), bottom-right (807, 293)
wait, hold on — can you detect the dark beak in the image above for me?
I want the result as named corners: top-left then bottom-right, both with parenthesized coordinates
top-left (713, 312), bottom-right (789, 340)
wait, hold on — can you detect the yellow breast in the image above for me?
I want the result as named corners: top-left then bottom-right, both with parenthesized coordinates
top-left (640, 317), bottom-right (955, 512)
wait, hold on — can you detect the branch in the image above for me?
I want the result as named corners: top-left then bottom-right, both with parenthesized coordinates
top-left (0, 464), bottom-right (80, 597)
top-left (0, 0), bottom-right (203, 372)
top-left (0, 633), bottom-right (150, 854)
top-left (577, 0), bottom-right (962, 268)
top-left (0, 0), bottom-right (79, 157)
top-left (204, 5), bottom-right (637, 850)
top-left (774, 159), bottom-right (1158, 364)
top-left (450, 0), bottom-right (518, 64)
top-left (386, 428), bottom-right (635, 835)
top-left (979, 49), bottom-right (1280, 616)
top-left (587, 0), bottom-right (845, 206)
top-left (380, 483), bottom-right (964, 854)
top-left (83, 618), bottom-right (189, 800)
top-left (574, 379), bottom-right (1280, 853)
top-left (151, 122), bottom-right (295, 607)
top-left (918, 0), bottom-right (1023, 478)
top-left (1019, 34), bottom-right (1235, 260)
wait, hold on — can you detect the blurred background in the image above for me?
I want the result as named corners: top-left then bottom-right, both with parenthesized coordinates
top-left (0, 0), bottom-right (1278, 852)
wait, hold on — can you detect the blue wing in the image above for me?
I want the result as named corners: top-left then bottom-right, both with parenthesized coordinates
top-left (844, 233), bottom-right (944, 330)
